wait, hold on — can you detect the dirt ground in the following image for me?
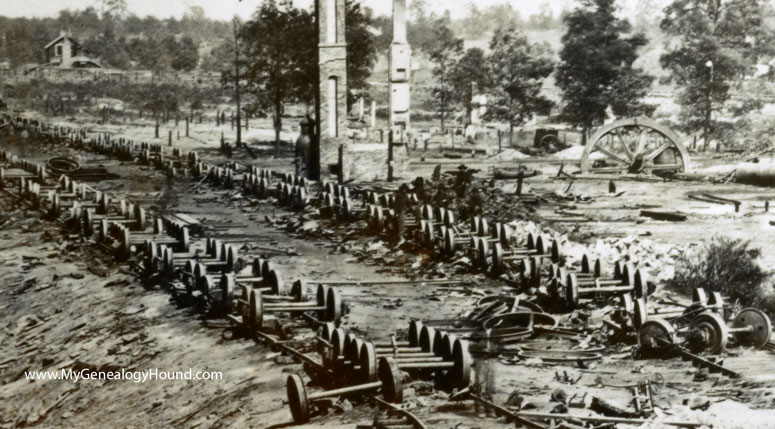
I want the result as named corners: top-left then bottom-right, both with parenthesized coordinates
top-left (2, 110), bottom-right (775, 428)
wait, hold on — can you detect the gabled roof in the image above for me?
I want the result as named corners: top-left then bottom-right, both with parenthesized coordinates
top-left (44, 33), bottom-right (80, 50)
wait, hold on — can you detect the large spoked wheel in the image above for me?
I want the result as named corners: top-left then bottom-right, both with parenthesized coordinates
top-left (581, 118), bottom-right (691, 175)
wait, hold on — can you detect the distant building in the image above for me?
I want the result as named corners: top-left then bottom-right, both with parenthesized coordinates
top-left (43, 31), bottom-right (102, 69)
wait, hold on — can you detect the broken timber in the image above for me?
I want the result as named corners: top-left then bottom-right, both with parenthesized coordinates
top-left (664, 341), bottom-right (741, 378)
top-left (688, 193), bottom-right (742, 212)
top-left (371, 397), bottom-right (428, 429)
top-left (640, 210), bottom-right (687, 222)
top-left (493, 168), bottom-right (539, 180)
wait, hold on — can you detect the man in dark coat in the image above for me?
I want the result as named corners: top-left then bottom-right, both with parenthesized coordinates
top-left (393, 184), bottom-right (410, 245)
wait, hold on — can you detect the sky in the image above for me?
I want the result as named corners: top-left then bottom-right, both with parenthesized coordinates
top-left (0, 0), bottom-right (579, 22)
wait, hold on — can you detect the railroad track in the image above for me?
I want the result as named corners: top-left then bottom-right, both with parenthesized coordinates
top-left (3, 113), bottom-right (774, 427)
top-left (0, 119), bottom-right (447, 427)
top-left (6, 115), bottom-right (774, 360)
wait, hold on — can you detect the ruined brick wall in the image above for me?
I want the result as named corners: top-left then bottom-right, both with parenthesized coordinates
top-left (317, 0), bottom-right (349, 179)
top-left (389, 0), bottom-right (411, 140)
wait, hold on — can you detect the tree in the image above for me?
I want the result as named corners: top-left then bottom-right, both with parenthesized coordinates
top-left (556, 0), bottom-right (654, 142)
top-left (242, 0), bottom-right (316, 146)
top-left (83, 25), bottom-right (132, 69)
top-left (129, 25), bottom-right (173, 80)
top-left (146, 83), bottom-right (181, 121)
top-left (372, 15), bottom-right (392, 52)
top-left (409, 0), bottom-right (429, 23)
top-left (99, 0), bottom-right (128, 20)
top-left (632, 0), bottom-right (662, 35)
top-left (200, 39), bottom-right (233, 72)
top-left (345, 1), bottom-right (377, 109)
top-left (426, 21), bottom-right (463, 131)
top-left (484, 25), bottom-right (555, 144)
top-left (660, 0), bottom-right (772, 150)
top-left (170, 36), bottom-right (199, 71)
top-left (182, 6), bottom-right (206, 35)
top-left (527, 3), bottom-right (556, 30)
top-left (409, 9), bottom-right (454, 56)
top-left (4, 19), bottom-right (55, 66)
top-left (450, 48), bottom-right (491, 125)
top-left (231, 18), bottom-right (244, 146)
top-left (208, 21), bottom-right (245, 146)
top-left (370, 1), bottom-right (457, 60)
top-left (454, 3), bottom-right (522, 40)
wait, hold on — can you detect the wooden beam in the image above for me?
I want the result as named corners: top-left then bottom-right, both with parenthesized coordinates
top-left (640, 210), bottom-right (687, 222)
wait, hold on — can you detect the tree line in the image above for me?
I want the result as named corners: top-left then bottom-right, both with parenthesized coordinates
top-left (218, 0), bottom-right (377, 146)
top-left (420, 0), bottom-right (775, 148)
top-left (3, 0), bottom-right (774, 147)
top-left (0, 5), bottom-right (224, 71)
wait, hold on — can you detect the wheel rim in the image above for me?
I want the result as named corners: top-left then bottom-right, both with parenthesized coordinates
top-left (581, 117), bottom-right (690, 175)
top-left (286, 374), bottom-right (309, 423)
top-left (326, 288), bottom-right (342, 325)
top-left (408, 320), bottom-right (423, 347)
top-left (689, 312), bottom-right (728, 354)
top-left (359, 342), bottom-right (377, 382)
top-left (378, 357), bottom-right (403, 403)
top-left (733, 308), bottom-right (772, 349)
top-left (452, 339), bottom-right (472, 389)
top-left (638, 318), bottom-right (676, 351)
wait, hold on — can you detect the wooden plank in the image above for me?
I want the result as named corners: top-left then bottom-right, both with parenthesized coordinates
top-left (493, 169), bottom-right (539, 180)
top-left (171, 212), bottom-right (201, 225)
top-left (444, 147), bottom-right (488, 156)
top-left (640, 210), bottom-right (687, 222)
top-left (701, 193), bottom-right (741, 206)
top-left (2, 169), bottom-right (37, 177)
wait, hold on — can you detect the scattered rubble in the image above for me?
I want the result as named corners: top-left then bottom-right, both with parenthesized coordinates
top-left (2, 113), bottom-right (775, 429)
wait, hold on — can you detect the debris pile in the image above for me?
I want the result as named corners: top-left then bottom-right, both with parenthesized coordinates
top-left (4, 114), bottom-right (775, 428)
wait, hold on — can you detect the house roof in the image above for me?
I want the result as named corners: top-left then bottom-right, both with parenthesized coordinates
top-left (44, 33), bottom-right (80, 50)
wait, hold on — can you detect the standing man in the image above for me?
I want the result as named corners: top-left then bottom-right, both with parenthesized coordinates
top-left (467, 185), bottom-right (484, 218)
top-left (413, 177), bottom-right (428, 203)
top-left (393, 184), bottom-right (410, 246)
top-left (295, 115), bottom-right (314, 176)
